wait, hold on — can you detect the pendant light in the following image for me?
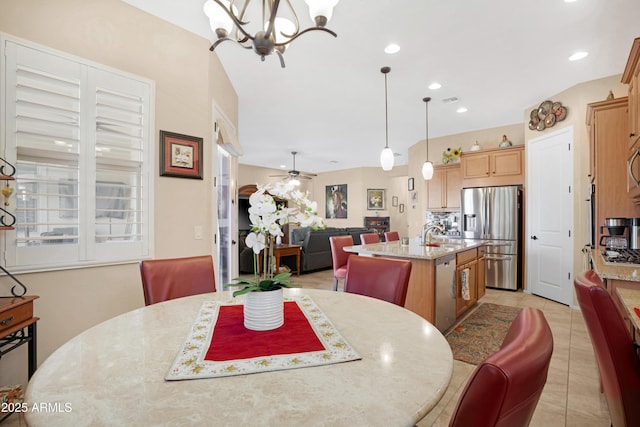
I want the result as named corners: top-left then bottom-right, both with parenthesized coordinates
top-left (380, 66), bottom-right (394, 171)
top-left (422, 97), bottom-right (434, 180)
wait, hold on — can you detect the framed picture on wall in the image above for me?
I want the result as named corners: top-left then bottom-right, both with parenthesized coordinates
top-left (367, 189), bottom-right (385, 210)
top-left (326, 184), bottom-right (348, 218)
top-left (159, 130), bottom-right (203, 179)
top-left (408, 177), bottom-right (414, 191)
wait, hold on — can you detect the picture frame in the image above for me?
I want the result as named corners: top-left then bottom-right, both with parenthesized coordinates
top-left (326, 184), bottom-right (348, 219)
top-left (408, 177), bottom-right (414, 191)
top-left (392, 196), bottom-right (398, 207)
top-left (367, 189), bottom-right (385, 210)
top-left (159, 130), bottom-right (203, 179)
top-left (399, 203), bottom-right (405, 213)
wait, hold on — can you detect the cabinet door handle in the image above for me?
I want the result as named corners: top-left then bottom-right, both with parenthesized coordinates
top-left (628, 150), bottom-right (640, 187)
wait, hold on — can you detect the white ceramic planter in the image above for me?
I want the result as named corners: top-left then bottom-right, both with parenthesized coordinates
top-left (243, 288), bottom-right (284, 331)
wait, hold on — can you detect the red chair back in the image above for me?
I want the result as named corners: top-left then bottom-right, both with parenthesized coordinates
top-left (384, 231), bottom-right (400, 242)
top-left (344, 256), bottom-right (411, 306)
top-left (140, 255), bottom-right (216, 305)
top-left (574, 270), bottom-right (640, 427)
top-left (360, 233), bottom-right (380, 244)
top-left (449, 307), bottom-right (553, 427)
top-left (329, 235), bottom-right (354, 291)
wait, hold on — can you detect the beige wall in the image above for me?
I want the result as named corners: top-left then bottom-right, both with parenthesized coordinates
top-left (523, 75), bottom-right (630, 290)
top-left (240, 164), bottom-right (410, 235)
top-left (0, 0), bottom-right (237, 385)
top-left (407, 123), bottom-right (524, 238)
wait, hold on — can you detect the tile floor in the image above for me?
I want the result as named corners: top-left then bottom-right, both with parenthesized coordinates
top-left (293, 268), bottom-right (611, 427)
top-left (3, 269), bottom-right (612, 427)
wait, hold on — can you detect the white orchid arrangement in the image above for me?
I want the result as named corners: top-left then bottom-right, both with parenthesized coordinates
top-left (226, 182), bottom-right (325, 296)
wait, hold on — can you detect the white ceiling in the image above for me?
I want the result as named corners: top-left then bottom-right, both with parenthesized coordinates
top-left (122, 0), bottom-right (640, 174)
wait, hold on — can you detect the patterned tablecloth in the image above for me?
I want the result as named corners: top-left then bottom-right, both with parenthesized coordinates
top-left (166, 295), bottom-right (361, 380)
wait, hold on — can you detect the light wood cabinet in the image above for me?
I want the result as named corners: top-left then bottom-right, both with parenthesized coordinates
top-left (586, 97), bottom-right (638, 246)
top-left (455, 248), bottom-right (478, 317)
top-left (622, 38), bottom-right (640, 199)
top-left (622, 37), bottom-right (640, 150)
top-left (477, 246), bottom-right (486, 300)
top-left (461, 145), bottom-right (524, 187)
top-left (427, 165), bottom-right (461, 211)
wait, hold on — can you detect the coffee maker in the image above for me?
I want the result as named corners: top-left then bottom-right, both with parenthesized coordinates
top-left (599, 217), bottom-right (629, 249)
top-left (629, 218), bottom-right (640, 250)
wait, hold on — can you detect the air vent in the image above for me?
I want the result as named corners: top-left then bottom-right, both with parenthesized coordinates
top-left (442, 97), bottom-right (459, 104)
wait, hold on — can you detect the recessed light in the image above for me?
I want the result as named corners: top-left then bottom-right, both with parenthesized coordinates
top-left (280, 164), bottom-right (287, 168)
top-left (442, 97), bottom-right (459, 104)
top-left (384, 43), bottom-right (400, 54)
top-left (569, 51), bottom-right (588, 61)
top-left (564, 0), bottom-right (577, 3)
top-left (456, 107), bottom-right (468, 113)
top-left (428, 82), bottom-right (442, 90)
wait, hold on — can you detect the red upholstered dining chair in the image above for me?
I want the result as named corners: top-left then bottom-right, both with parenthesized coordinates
top-left (140, 255), bottom-right (216, 306)
top-left (449, 307), bottom-right (553, 427)
top-left (360, 233), bottom-right (380, 244)
top-left (574, 270), bottom-right (640, 427)
top-left (343, 256), bottom-right (411, 306)
top-left (329, 235), bottom-right (353, 292)
top-left (384, 231), bottom-right (400, 242)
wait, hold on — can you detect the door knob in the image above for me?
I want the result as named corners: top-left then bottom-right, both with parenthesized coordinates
top-left (530, 235), bottom-right (538, 240)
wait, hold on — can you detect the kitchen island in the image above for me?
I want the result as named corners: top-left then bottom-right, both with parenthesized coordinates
top-left (344, 238), bottom-right (486, 331)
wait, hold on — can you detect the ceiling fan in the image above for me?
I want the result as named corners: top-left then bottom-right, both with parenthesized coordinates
top-left (270, 151), bottom-right (317, 184)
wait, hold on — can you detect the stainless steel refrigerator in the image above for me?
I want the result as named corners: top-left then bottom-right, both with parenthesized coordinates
top-left (461, 185), bottom-right (522, 290)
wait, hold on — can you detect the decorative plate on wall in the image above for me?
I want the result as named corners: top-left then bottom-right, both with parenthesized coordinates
top-left (529, 100), bottom-right (568, 131)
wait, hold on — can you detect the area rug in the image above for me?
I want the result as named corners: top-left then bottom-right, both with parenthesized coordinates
top-left (445, 303), bottom-right (522, 365)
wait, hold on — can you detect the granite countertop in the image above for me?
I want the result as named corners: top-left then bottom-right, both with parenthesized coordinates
top-left (590, 248), bottom-right (640, 282)
top-left (344, 238), bottom-right (485, 260)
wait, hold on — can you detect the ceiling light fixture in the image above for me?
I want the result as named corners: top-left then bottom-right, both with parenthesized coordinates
top-left (569, 51), bottom-right (588, 61)
top-left (456, 107), bottom-right (468, 113)
top-left (384, 43), bottom-right (400, 54)
top-left (428, 82), bottom-right (442, 90)
top-left (203, 0), bottom-right (339, 68)
top-left (422, 97), bottom-right (434, 180)
top-left (380, 66), bottom-right (394, 171)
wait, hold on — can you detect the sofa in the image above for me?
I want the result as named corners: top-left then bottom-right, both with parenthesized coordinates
top-left (291, 227), bottom-right (374, 273)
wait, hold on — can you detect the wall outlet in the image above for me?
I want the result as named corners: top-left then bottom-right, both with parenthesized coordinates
top-left (194, 225), bottom-right (203, 240)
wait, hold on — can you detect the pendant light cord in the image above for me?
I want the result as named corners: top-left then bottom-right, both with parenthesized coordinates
top-left (423, 97), bottom-right (431, 161)
top-left (382, 67), bottom-right (391, 149)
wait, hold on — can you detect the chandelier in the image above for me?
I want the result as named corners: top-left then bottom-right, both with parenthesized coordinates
top-left (203, 0), bottom-right (339, 68)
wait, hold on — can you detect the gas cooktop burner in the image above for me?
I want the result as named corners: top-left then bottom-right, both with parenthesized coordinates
top-left (602, 248), bottom-right (640, 265)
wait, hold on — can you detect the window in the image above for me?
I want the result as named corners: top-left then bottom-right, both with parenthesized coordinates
top-left (1, 36), bottom-right (153, 271)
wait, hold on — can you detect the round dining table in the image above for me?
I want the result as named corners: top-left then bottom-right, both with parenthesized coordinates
top-left (24, 288), bottom-right (453, 427)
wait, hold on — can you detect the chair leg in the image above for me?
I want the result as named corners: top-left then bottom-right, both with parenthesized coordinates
top-left (334, 278), bottom-right (339, 291)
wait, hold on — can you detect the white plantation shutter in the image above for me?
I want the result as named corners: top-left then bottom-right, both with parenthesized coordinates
top-left (2, 37), bottom-right (153, 271)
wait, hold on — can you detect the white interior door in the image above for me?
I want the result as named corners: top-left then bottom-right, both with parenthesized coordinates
top-left (527, 127), bottom-right (574, 305)
top-left (213, 105), bottom-right (242, 287)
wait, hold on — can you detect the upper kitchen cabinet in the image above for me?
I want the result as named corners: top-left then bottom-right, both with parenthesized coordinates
top-left (427, 164), bottom-right (461, 211)
top-left (460, 145), bottom-right (524, 187)
top-left (587, 97), bottom-right (638, 246)
top-left (622, 38), bottom-right (640, 199)
top-left (622, 37), bottom-right (640, 150)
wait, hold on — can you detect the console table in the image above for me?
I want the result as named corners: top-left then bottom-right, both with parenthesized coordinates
top-left (0, 296), bottom-right (39, 379)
